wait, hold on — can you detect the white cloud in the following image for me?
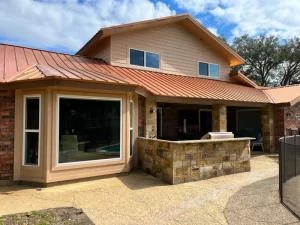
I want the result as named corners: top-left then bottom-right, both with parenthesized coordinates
top-left (207, 27), bottom-right (219, 36)
top-left (0, 0), bottom-right (175, 53)
top-left (175, 0), bottom-right (300, 39)
top-left (174, 0), bottom-right (220, 14)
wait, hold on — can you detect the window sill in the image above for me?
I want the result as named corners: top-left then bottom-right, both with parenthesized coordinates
top-left (198, 75), bottom-right (220, 80)
top-left (127, 64), bottom-right (161, 72)
top-left (51, 157), bottom-right (125, 171)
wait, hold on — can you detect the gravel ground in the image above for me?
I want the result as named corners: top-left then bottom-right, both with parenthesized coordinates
top-left (0, 154), bottom-right (298, 225)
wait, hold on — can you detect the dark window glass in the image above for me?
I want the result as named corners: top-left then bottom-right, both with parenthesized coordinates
top-left (199, 62), bottom-right (209, 76)
top-left (157, 108), bottom-right (162, 139)
top-left (180, 110), bottom-right (198, 125)
top-left (146, 52), bottom-right (159, 69)
top-left (58, 98), bottom-right (121, 164)
top-left (209, 64), bottom-right (220, 77)
top-left (25, 132), bottom-right (39, 165)
top-left (130, 129), bottom-right (133, 156)
top-left (130, 102), bottom-right (133, 128)
top-left (26, 98), bottom-right (39, 130)
top-left (130, 102), bottom-right (133, 156)
top-left (130, 49), bottom-right (144, 66)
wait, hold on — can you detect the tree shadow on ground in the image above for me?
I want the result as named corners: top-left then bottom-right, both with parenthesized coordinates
top-left (224, 175), bottom-right (298, 224)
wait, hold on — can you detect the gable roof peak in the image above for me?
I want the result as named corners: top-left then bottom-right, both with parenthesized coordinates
top-left (76, 14), bottom-right (244, 66)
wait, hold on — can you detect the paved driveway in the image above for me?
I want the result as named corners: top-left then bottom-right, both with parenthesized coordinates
top-left (0, 155), bottom-right (299, 225)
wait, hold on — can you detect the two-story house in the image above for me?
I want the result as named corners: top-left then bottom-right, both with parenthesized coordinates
top-left (0, 14), bottom-right (299, 185)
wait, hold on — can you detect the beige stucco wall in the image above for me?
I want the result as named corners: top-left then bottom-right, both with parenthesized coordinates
top-left (109, 23), bottom-right (232, 82)
top-left (14, 86), bottom-right (139, 184)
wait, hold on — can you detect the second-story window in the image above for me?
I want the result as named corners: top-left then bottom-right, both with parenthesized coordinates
top-left (198, 62), bottom-right (220, 78)
top-left (130, 49), bottom-right (160, 69)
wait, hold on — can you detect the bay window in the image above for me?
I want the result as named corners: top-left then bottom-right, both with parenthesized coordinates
top-left (23, 96), bottom-right (41, 166)
top-left (57, 96), bottom-right (122, 164)
top-left (130, 101), bottom-right (133, 156)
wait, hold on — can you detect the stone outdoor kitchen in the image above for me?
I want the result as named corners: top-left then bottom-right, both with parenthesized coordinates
top-left (137, 100), bottom-right (252, 184)
top-left (0, 14), bottom-right (300, 186)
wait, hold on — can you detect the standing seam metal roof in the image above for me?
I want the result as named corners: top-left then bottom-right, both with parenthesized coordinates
top-left (0, 43), bottom-right (278, 104)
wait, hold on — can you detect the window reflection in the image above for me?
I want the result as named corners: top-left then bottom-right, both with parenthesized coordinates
top-left (58, 98), bottom-right (121, 164)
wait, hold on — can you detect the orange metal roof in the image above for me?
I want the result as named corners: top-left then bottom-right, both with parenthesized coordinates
top-left (0, 43), bottom-right (291, 104)
top-left (263, 85), bottom-right (300, 106)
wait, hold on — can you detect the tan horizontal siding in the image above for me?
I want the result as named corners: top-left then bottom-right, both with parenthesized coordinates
top-left (110, 23), bottom-right (231, 81)
top-left (91, 37), bottom-right (111, 64)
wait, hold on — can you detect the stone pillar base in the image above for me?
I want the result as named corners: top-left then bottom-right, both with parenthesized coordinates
top-left (212, 104), bottom-right (227, 132)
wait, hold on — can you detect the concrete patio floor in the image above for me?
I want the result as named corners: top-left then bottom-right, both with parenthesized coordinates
top-left (0, 154), bottom-right (299, 225)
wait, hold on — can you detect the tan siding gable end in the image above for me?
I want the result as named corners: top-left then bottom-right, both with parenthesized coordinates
top-left (109, 23), bottom-right (232, 82)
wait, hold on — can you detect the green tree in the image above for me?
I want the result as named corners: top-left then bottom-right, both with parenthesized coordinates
top-left (278, 37), bottom-right (300, 86)
top-left (231, 35), bottom-right (282, 87)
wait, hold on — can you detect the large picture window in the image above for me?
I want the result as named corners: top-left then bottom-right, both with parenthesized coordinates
top-left (23, 96), bottom-right (40, 166)
top-left (57, 96), bottom-right (122, 164)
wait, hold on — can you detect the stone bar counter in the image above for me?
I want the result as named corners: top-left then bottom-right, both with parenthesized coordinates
top-left (138, 137), bottom-right (254, 184)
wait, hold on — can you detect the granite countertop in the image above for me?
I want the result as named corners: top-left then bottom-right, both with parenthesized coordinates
top-left (139, 137), bottom-right (255, 143)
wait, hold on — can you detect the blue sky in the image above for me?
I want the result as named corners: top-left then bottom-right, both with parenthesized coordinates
top-left (0, 0), bottom-right (299, 54)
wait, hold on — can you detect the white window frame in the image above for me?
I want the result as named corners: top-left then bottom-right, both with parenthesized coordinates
top-left (130, 101), bottom-right (134, 157)
top-left (23, 95), bottom-right (41, 167)
top-left (198, 61), bottom-right (220, 78)
top-left (56, 95), bottom-right (123, 166)
top-left (157, 107), bottom-right (163, 138)
top-left (129, 48), bottom-right (160, 69)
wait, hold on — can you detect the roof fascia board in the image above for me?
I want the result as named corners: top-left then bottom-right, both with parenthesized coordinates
top-left (154, 95), bottom-right (269, 107)
top-left (0, 78), bottom-right (137, 92)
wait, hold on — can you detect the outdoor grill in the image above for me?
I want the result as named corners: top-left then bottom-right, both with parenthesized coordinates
top-left (201, 132), bottom-right (234, 140)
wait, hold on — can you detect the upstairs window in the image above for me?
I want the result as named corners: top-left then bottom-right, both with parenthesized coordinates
top-left (130, 49), bottom-right (160, 69)
top-left (198, 62), bottom-right (220, 78)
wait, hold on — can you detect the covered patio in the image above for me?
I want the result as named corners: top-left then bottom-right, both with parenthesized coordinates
top-left (137, 94), bottom-right (275, 184)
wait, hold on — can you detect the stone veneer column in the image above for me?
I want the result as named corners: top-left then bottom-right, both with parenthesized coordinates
top-left (145, 98), bottom-right (157, 138)
top-left (212, 104), bottom-right (227, 132)
top-left (262, 105), bottom-right (275, 153)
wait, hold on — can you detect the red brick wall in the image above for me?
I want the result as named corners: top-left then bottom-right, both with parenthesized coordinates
top-left (138, 95), bottom-right (145, 137)
top-left (0, 90), bottom-right (15, 181)
top-left (274, 102), bottom-right (300, 152)
top-left (274, 105), bottom-right (285, 151)
top-left (284, 102), bottom-right (300, 132)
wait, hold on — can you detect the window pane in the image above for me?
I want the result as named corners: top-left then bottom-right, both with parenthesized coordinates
top-left (157, 108), bottom-right (162, 139)
top-left (58, 98), bottom-right (121, 164)
top-left (130, 129), bottom-right (133, 156)
top-left (130, 102), bottom-right (133, 128)
top-left (146, 52), bottom-right (159, 69)
top-left (130, 49), bottom-right (144, 66)
top-left (26, 98), bottom-right (39, 130)
top-left (199, 62), bottom-right (208, 76)
top-left (209, 64), bottom-right (220, 78)
top-left (25, 132), bottom-right (39, 165)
